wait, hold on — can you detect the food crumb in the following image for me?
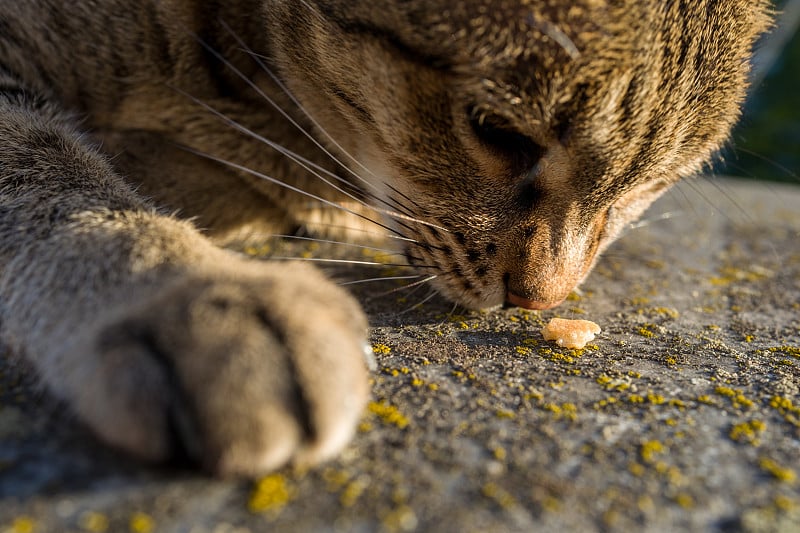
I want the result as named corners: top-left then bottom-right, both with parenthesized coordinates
top-left (541, 318), bottom-right (601, 349)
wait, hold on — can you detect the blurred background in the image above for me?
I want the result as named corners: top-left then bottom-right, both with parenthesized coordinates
top-left (720, 0), bottom-right (800, 184)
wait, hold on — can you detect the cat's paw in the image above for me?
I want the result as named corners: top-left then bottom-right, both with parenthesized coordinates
top-left (66, 263), bottom-right (370, 476)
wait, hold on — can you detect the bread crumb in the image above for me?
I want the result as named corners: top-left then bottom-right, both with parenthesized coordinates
top-left (542, 318), bottom-right (601, 349)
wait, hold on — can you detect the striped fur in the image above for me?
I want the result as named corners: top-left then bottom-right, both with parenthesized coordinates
top-left (0, 1), bottom-right (771, 474)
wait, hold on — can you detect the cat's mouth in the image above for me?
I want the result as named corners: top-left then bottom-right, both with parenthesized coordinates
top-left (401, 222), bottom-right (595, 312)
top-left (403, 241), bottom-right (575, 312)
top-left (505, 290), bottom-right (564, 310)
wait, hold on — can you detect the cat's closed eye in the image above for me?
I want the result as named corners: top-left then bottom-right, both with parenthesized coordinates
top-left (467, 106), bottom-right (545, 178)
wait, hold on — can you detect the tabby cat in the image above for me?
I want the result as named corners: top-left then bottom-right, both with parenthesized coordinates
top-left (0, 0), bottom-right (770, 475)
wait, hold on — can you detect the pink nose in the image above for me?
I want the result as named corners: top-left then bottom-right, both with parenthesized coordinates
top-left (506, 291), bottom-right (564, 310)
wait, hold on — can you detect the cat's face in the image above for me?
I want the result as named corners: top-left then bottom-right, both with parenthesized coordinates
top-left (265, 0), bottom-right (770, 309)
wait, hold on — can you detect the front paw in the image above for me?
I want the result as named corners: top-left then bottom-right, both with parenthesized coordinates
top-left (67, 263), bottom-right (370, 476)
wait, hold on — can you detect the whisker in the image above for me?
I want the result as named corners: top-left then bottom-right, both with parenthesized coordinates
top-left (375, 209), bottom-right (450, 233)
top-left (184, 29), bottom-right (451, 241)
top-left (170, 87), bottom-right (372, 205)
top-left (626, 210), bottom-right (683, 231)
top-left (385, 182), bottom-right (423, 211)
top-left (338, 275), bottom-right (424, 287)
top-left (221, 21), bottom-right (384, 186)
top-left (178, 144), bottom-right (409, 239)
top-left (276, 221), bottom-right (422, 244)
top-left (200, 23), bottom-right (381, 191)
top-left (525, 14), bottom-right (580, 60)
top-left (668, 181), bottom-right (702, 219)
top-left (368, 274), bottom-right (439, 299)
top-left (173, 87), bottom-right (451, 236)
top-left (267, 234), bottom-right (403, 255)
top-left (268, 257), bottom-right (416, 267)
top-left (396, 289), bottom-right (440, 315)
top-left (434, 301), bottom-right (463, 332)
top-left (700, 175), bottom-right (756, 225)
top-left (732, 148), bottom-right (799, 182)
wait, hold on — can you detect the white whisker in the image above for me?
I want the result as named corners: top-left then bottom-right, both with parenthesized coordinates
top-left (222, 20), bottom-right (383, 186)
top-left (626, 210), bottom-right (683, 230)
top-left (170, 88), bottom-right (368, 203)
top-left (269, 256), bottom-right (415, 267)
top-left (338, 275), bottom-right (424, 287)
top-left (172, 88), bottom-right (449, 235)
top-left (267, 234), bottom-right (404, 255)
top-left (197, 23), bottom-right (383, 194)
top-left (525, 14), bottom-right (580, 60)
top-left (270, 221), bottom-right (422, 244)
top-left (397, 289), bottom-right (440, 315)
top-left (178, 144), bottom-right (414, 240)
top-left (369, 274), bottom-right (439, 299)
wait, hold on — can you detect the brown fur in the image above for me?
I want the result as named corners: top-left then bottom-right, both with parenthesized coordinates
top-left (0, 1), bottom-right (770, 475)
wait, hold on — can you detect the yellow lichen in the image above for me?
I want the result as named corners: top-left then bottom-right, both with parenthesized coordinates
top-left (129, 512), bottom-right (154, 533)
top-left (769, 395), bottom-right (800, 427)
top-left (322, 468), bottom-right (350, 491)
top-left (79, 512), bottom-right (109, 533)
top-left (768, 346), bottom-right (800, 358)
top-left (368, 400), bottom-right (409, 429)
top-left (714, 387), bottom-right (753, 409)
top-left (596, 375), bottom-right (612, 386)
top-left (629, 462), bottom-right (645, 476)
top-left (595, 396), bottom-right (618, 409)
top-left (640, 440), bottom-right (665, 463)
top-left (9, 517), bottom-right (36, 533)
top-left (669, 399), bottom-right (686, 410)
top-left (636, 325), bottom-right (656, 338)
top-left (709, 266), bottom-right (769, 286)
top-left (248, 474), bottom-right (294, 514)
top-left (372, 343), bottom-right (391, 355)
top-left (759, 457), bottom-right (797, 484)
top-left (340, 478), bottom-right (368, 507)
top-left (774, 495), bottom-right (796, 511)
top-left (674, 493), bottom-right (694, 509)
top-left (482, 482), bottom-right (517, 509)
top-left (525, 390), bottom-right (544, 402)
top-left (381, 505), bottom-right (418, 532)
top-left (729, 420), bottom-right (766, 445)
top-left (647, 392), bottom-right (665, 405)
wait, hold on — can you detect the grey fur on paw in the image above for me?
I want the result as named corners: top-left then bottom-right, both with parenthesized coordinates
top-left (70, 263), bottom-right (370, 477)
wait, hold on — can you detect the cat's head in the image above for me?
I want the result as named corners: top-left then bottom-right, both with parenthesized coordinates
top-left (264, 0), bottom-right (770, 309)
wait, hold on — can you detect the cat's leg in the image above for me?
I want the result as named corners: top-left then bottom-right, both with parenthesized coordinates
top-left (0, 73), bottom-right (370, 476)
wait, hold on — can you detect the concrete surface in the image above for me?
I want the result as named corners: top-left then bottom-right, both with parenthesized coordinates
top-left (0, 177), bottom-right (798, 533)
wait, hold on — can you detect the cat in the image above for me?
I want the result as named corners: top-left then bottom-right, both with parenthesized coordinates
top-left (0, 0), bottom-right (771, 476)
